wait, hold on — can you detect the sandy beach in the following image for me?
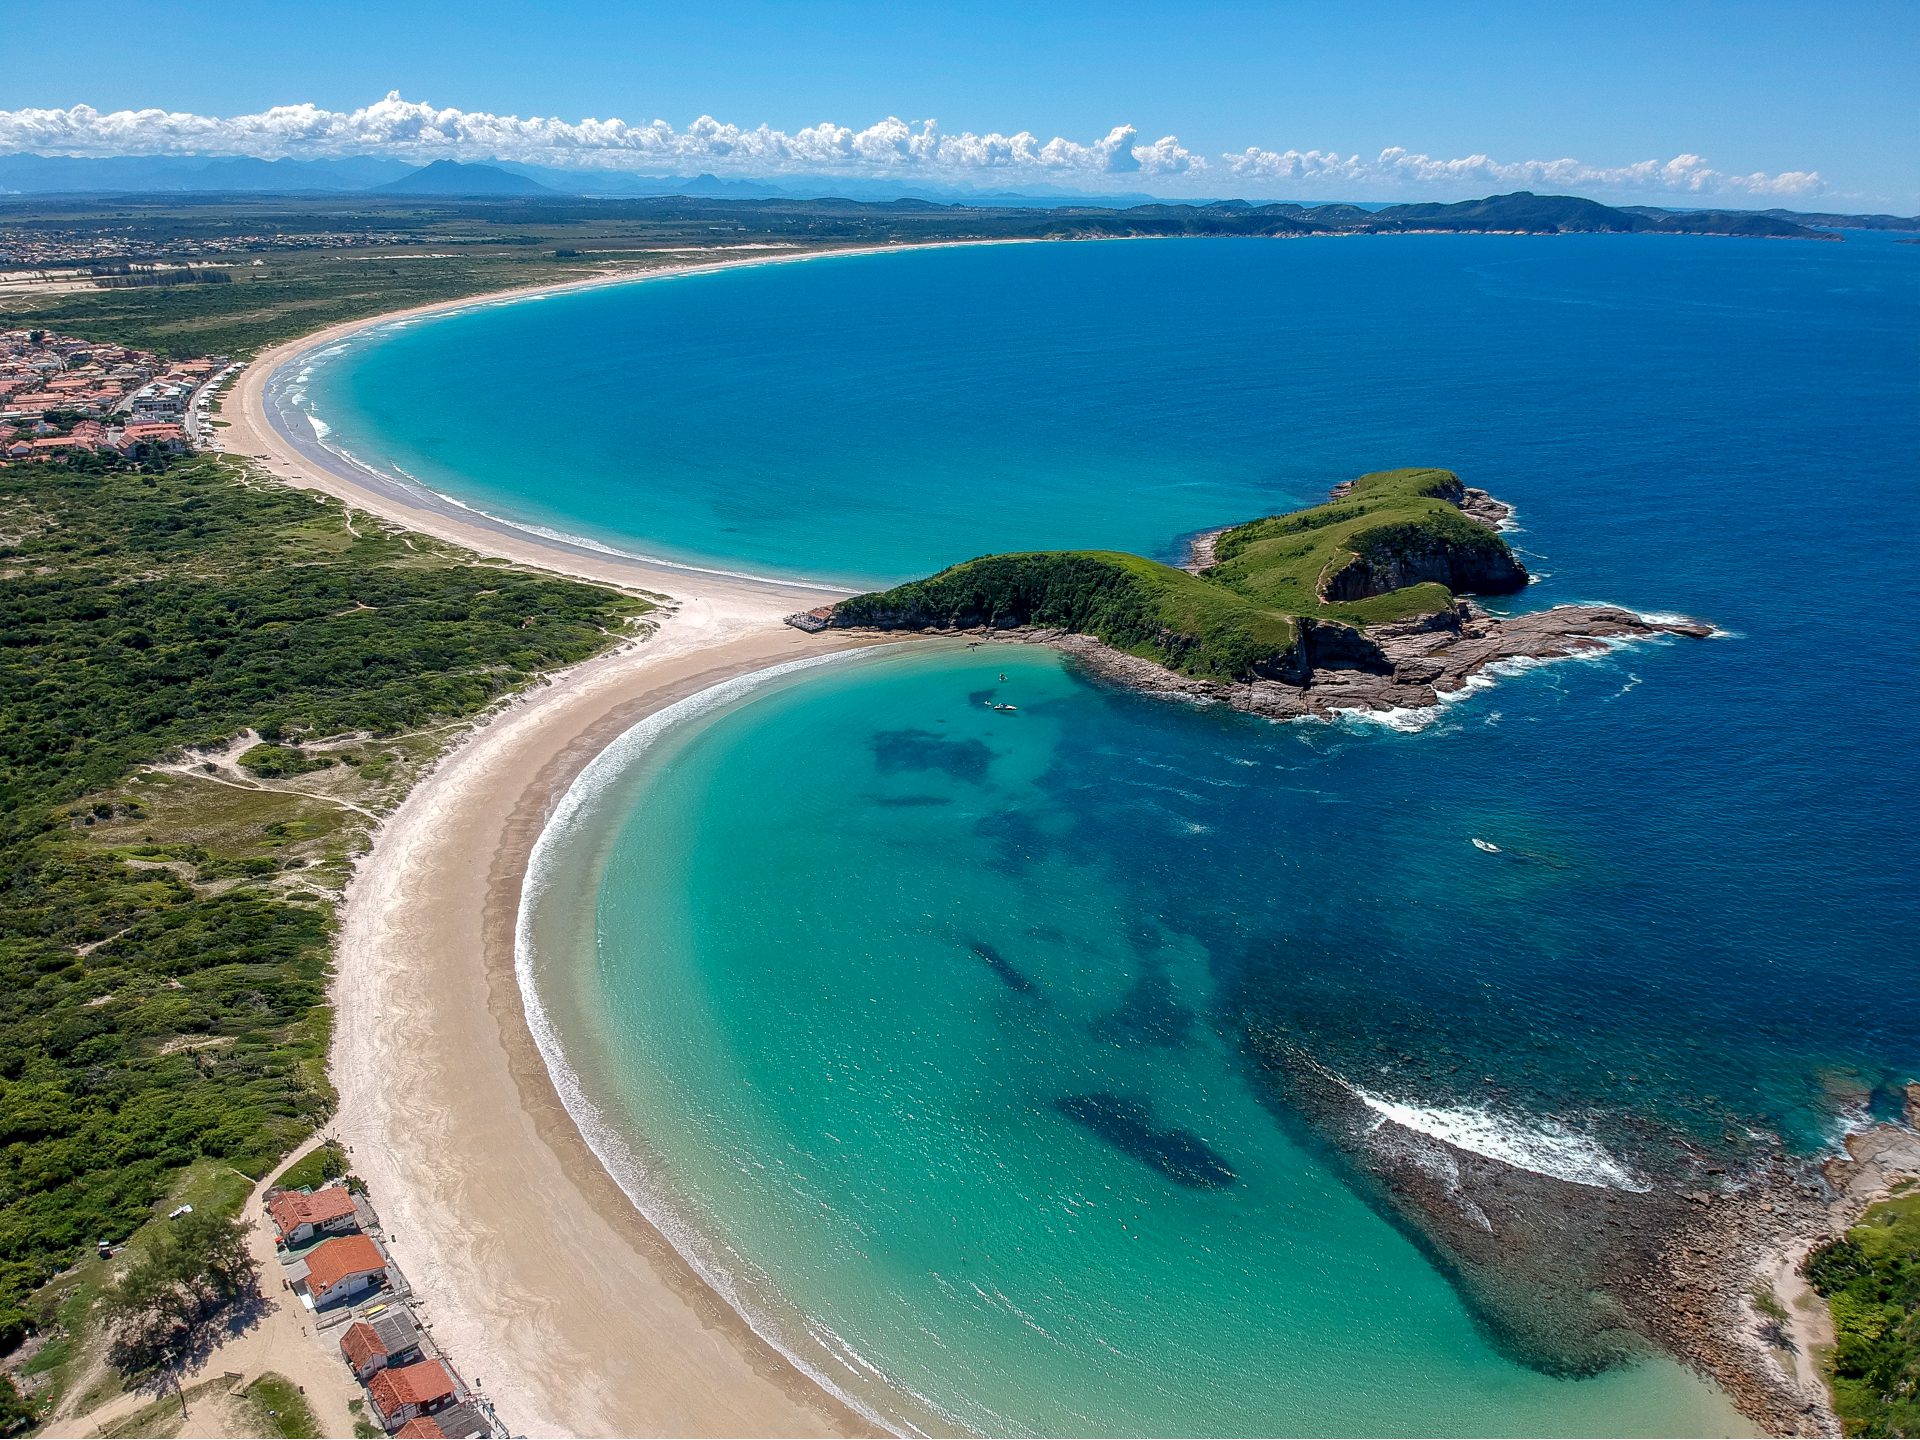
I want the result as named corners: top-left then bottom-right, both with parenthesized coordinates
top-left (218, 253), bottom-right (920, 1435)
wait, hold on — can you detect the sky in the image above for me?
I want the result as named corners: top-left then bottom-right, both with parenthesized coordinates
top-left (2, 0), bottom-right (1914, 208)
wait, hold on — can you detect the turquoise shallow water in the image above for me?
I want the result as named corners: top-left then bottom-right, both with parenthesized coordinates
top-left (524, 644), bottom-right (1770, 1436)
top-left (332, 235), bottom-right (1917, 1435)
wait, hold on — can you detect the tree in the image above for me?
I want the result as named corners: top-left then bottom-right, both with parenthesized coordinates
top-left (100, 1211), bottom-right (258, 1379)
top-left (0, 1373), bottom-right (34, 1438)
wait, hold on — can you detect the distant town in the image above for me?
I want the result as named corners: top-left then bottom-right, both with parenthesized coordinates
top-left (1, 228), bottom-right (416, 267)
top-left (0, 328), bottom-right (233, 462)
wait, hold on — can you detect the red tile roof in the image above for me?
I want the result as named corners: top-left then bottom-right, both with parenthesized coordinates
top-left (267, 1184), bottom-right (357, 1239)
top-left (394, 1420), bottom-right (445, 1438)
top-left (339, 1320), bottom-right (386, 1370)
top-left (368, 1359), bottom-right (457, 1419)
top-left (302, 1234), bottom-right (385, 1295)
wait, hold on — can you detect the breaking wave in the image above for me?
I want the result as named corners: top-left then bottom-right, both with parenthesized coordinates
top-left (1352, 1088), bottom-right (1651, 1192)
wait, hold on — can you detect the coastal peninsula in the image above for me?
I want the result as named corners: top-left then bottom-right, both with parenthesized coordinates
top-left (805, 466), bottom-right (1713, 720)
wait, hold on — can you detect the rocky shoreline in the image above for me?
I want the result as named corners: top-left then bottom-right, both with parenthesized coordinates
top-left (925, 599), bottom-right (1713, 724)
top-left (1249, 1049), bottom-right (1920, 1437)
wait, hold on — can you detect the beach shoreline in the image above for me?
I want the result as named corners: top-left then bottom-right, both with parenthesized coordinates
top-left (221, 235), bottom-right (1030, 599)
top-left (218, 247), bottom-right (956, 1435)
top-left (327, 615), bottom-right (902, 1437)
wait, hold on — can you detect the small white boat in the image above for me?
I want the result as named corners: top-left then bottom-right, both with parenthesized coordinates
top-left (993, 703), bottom-right (1019, 713)
top-left (1472, 837), bottom-right (1500, 853)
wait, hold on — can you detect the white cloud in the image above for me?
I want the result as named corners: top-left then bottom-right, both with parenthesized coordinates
top-left (0, 93), bottom-right (1818, 200)
top-left (1224, 144), bottom-right (1822, 198)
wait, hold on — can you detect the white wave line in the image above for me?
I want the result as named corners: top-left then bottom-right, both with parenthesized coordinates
top-left (513, 649), bottom-right (951, 1438)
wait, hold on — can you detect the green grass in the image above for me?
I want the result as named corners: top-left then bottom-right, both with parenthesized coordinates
top-left (275, 1143), bottom-right (346, 1195)
top-left (1808, 1193), bottom-right (1920, 1436)
top-left (833, 468), bottom-right (1529, 683)
top-left (238, 1372), bottom-right (319, 1439)
top-left (1207, 467), bottom-right (1523, 623)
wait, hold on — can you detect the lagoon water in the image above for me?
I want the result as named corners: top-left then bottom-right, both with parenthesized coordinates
top-left (312, 236), bottom-right (1918, 1435)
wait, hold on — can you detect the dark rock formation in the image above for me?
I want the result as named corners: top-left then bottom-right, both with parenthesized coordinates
top-left (1054, 1093), bottom-right (1238, 1190)
top-left (1014, 601), bottom-right (1712, 724)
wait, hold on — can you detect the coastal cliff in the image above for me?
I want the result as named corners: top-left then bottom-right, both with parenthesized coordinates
top-left (802, 467), bottom-right (1711, 720)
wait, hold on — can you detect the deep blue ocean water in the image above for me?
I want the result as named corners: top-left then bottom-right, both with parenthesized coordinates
top-left (312, 235), bottom-right (1919, 1435)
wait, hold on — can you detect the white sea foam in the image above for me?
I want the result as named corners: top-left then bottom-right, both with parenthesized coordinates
top-left (514, 651), bottom-right (953, 1439)
top-left (1351, 1088), bottom-right (1651, 1192)
top-left (1630, 607), bottom-right (1739, 640)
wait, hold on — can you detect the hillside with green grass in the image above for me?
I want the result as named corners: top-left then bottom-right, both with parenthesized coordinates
top-left (829, 467), bottom-right (1528, 679)
top-left (0, 453), bottom-right (645, 1412)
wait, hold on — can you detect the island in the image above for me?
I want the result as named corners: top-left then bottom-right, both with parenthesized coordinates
top-left (796, 466), bottom-right (1712, 720)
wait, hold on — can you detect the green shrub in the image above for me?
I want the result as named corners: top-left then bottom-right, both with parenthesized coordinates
top-left (1807, 1195), bottom-right (1920, 1436)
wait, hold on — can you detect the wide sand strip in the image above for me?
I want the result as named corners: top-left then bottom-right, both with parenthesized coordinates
top-left (330, 611), bottom-right (887, 1438)
top-left (217, 256), bottom-right (926, 1434)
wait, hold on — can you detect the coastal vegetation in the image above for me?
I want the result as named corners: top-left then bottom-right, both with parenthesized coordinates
top-left (830, 467), bottom-right (1527, 680)
top-left (0, 452), bottom-right (645, 1410)
top-left (98, 1208), bottom-right (256, 1377)
top-left (1807, 1191), bottom-right (1920, 1436)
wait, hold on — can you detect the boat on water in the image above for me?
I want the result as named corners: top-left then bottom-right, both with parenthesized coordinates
top-left (1472, 837), bottom-right (1501, 852)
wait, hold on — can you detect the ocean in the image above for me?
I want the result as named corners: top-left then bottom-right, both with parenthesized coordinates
top-left (297, 234), bottom-right (1918, 1435)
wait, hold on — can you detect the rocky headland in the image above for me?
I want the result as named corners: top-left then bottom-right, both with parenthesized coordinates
top-left (801, 467), bottom-right (1712, 723)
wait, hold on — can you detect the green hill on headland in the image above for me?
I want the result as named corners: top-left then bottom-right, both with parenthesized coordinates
top-left (828, 467), bottom-right (1528, 681)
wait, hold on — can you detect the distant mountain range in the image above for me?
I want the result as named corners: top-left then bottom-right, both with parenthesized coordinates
top-left (0, 151), bottom-right (1914, 233)
top-left (370, 159), bottom-right (557, 196)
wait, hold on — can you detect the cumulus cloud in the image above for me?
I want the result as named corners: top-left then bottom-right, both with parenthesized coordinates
top-left (0, 93), bottom-right (1818, 199)
top-left (1224, 144), bottom-right (1822, 198)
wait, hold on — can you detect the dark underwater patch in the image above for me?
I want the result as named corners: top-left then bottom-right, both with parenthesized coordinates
top-left (1091, 965), bottom-right (1195, 1050)
top-left (870, 793), bottom-right (954, 808)
top-left (969, 940), bottom-right (1038, 994)
top-left (872, 727), bottom-right (993, 783)
top-left (1054, 1092), bottom-right (1237, 1190)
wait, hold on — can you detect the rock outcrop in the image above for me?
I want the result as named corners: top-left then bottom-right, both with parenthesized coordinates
top-left (1015, 601), bottom-right (1711, 724)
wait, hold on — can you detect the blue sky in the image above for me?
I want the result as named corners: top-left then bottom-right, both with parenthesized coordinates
top-left (3, 0), bottom-right (1914, 207)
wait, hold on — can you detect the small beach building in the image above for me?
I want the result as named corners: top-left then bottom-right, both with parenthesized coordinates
top-left (267, 1183), bottom-right (360, 1245)
top-left (368, 1358), bottom-right (458, 1431)
top-left (423, 1399), bottom-right (493, 1437)
top-left (340, 1322), bottom-right (388, 1382)
top-left (300, 1233), bottom-right (387, 1307)
top-left (339, 1307), bottom-right (426, 1380)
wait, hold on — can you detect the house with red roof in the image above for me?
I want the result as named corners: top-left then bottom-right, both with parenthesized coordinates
top-left (268, 1184), bottom-right (359, 1245)
top-left (337, 1306), bottom-right (425, 1381)
top-left (299, 1233), bottom-right (388, 1308)
top-left (117, 421), bottom-right (187, 454)
top-left (267, 1183), bottom-right (360, 1246)
top-left (339, 1321), bottom-right (389, 1382)
top-left (367, 1359), bottom-right (458, 1431)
